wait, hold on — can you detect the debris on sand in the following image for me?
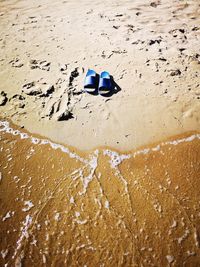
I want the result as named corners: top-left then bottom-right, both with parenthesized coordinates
top-left (170, 69), bottom-right (181, 76)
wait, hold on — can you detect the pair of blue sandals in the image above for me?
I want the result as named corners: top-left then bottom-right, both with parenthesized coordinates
top-left (84, 69), bottom-right (112, 95)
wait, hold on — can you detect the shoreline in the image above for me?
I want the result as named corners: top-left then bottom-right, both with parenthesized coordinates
top-left (1, 86), bottom-right (200, 152)
top-left (1, 117), bottom-right (200, 156)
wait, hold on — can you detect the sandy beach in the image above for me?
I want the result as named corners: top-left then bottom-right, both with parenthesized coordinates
top-left (0, 0), bottom-right (200, 150)
top-left (0, 0), bottom-right (200, 266)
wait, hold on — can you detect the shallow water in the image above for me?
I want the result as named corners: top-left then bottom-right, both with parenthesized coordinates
top-left (0, 120), bottom-right (200, 266)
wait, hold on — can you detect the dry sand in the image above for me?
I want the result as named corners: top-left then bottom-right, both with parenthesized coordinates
top-left (0, 0), bottom-right (200, 266)
top-left (0, 0), bottom-right (199, 150)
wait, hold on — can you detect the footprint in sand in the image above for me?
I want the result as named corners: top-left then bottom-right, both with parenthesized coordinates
top-left (22, 81), bottom-right (54, 96)
top-left (42, 78), bottom-right (73, 121)
top-left (42, 66), bottom-right (83, 121)
top-left (43, 92), bottom-right (73, 121)
top-left (68, 67), bottom-right (84, 96)
top-left (9, 94), bottom-right (26, 109)
top-left (9, 58), bottom-right (23, 68)
top-left (29, 59), bottom-right (51, 71)
top-left (21, 67), bottom-right (82, 121)
top-left (69, 67), bottom-right (80, 86)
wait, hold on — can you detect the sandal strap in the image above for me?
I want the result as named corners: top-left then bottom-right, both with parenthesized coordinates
top-left (84, 75), bottom-right (96, 87)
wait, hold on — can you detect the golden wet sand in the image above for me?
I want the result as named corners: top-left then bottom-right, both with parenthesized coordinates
top-left (0, 120), bottom-right (200, 266)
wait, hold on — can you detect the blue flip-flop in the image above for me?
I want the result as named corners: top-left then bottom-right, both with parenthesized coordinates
top-left (98, 71), bottom-right (112, 95)
top-left (84, 69), bottom-right (97, 93)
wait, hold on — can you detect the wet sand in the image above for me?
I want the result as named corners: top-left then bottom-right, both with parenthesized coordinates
top-left (0, 120), bottom-right (200, 266)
